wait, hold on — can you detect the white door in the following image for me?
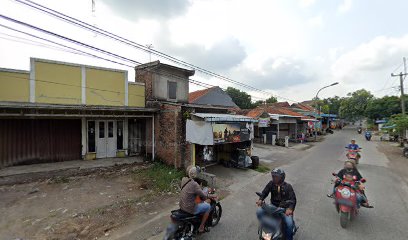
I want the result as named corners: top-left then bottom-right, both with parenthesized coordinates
top-left (96, 121), bottom-right (107, 158)
top-left (96, 120), bottom-right (117, 158)
top-left (106, 121), bottom-right (116, 158)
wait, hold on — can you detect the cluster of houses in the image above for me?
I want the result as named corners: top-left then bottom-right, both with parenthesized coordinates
top-left (0, 58), bottom-right (339, 170)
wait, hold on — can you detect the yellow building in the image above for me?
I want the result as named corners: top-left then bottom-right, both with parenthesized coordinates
top-left (0, 58), bottom-right (156, 168)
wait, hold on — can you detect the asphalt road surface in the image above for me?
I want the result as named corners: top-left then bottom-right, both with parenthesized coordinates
top-left (201, 129), bottom-right (408, 240)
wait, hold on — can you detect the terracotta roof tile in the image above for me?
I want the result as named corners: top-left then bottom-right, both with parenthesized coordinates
top-left (188, 87), bottom-right (214, 103)
top-left (246, 108), bottom-right (266, 118)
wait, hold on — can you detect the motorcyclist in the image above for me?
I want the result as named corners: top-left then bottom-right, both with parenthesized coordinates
top-left (328, 160), bottom-right (372, 208)
top-left (346, 139), bottom-right (361, 160)
top-left (256, 168), bottom-right (297, 240)
top-left (164, 165), bottom-right (211, 239)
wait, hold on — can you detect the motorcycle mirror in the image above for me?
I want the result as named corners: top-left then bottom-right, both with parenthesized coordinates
top-left (256, 192), bottom-right (262, 197)
top-left (361, 178), bottom-right (366, 183)
top-left (332, 172), bottom-right (337, 176)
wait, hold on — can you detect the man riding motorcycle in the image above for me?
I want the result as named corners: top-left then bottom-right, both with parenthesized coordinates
top-left (328, 160), bottom-right (372, 208)
top-left (256, 168), bottom-right (297, 240)
top-left (164, 165), bottom-right (211, 238)
top-left (346, 139), bottom-right (361, 160)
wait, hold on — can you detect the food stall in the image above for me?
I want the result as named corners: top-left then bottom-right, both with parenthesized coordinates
top-left (186, 113), bottom-right (258, 168)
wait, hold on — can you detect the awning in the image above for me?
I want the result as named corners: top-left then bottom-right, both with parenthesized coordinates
top-left (382, 125), bottom-right (396, 129)
top-left (192, 113), bottom-right (257, 122)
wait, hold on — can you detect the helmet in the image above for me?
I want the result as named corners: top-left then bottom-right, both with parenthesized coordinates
top-left (344, 160), bottom-right (356, 170)
top-left (271, 168), bottom-right (286, 184)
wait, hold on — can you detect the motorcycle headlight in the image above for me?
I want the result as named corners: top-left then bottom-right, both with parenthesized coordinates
top-left (340, 188), bottom-right (351, 198)
top-left (262, 231), bottom-right (272, 240)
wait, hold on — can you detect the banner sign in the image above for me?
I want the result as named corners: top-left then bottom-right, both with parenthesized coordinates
top-left (212, 123), bottom-right (251, 144)
top-left (258, 118), bottom-right (270, 128)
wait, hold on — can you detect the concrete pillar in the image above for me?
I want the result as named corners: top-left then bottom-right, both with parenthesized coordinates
top-left (285, 136), bottom-right (289, 148)
top-left (123, 119), bottom-right (129, 155)
top-left (272, 135), bottom-right (276, 146)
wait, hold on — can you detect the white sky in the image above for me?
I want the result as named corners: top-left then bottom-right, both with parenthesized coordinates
top-left (1, 0), bottom-right (408, 103)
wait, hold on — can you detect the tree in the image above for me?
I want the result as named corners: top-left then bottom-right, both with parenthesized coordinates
top-left (365, 95), bottom-right (401, 120)
top-left (322, 96), bottom-right (344, 115)
top-left (339, 89), bottom-right (373, 121)
top-left (225, 87), bottom-right (253, 109)
top-left (265, 96), bottom-right (277, 104)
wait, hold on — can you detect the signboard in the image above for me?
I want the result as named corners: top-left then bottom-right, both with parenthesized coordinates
top-left (212, 123), bottom-right (251, 144)
top-left (258, 118), bottom-right (270, 128)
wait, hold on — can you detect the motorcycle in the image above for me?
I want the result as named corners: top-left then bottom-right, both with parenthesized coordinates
top-left (256, 192), bottom-right (298, 240)
top-left (365, 132), bottom-right (372, 141)
top-left (165, 188), bottom-right (222, 240)
top-left (331, 173), bottom-right (366, 228)
top-left (345, 147), bottom-right (361, 164)
top-left (357, 128), bottom-right (362, 134)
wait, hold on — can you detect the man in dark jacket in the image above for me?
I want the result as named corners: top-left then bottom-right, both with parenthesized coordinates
top-left (256, 168), bottom-right (296, 240)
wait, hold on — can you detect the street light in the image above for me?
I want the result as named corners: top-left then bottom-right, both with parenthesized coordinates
top-left (314, 82), bottom-right (339, 140)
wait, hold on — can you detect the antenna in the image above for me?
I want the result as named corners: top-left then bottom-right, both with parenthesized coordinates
top-left (92, 0), bottom-right (96, 37)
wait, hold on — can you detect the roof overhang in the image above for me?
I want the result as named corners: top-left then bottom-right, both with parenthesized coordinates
top-left (192, 113), bottom-right (257, 122)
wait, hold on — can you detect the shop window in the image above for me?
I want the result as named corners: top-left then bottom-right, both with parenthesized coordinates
top-left (168, 81), bottom-right (177, 100)
top-left (88, 121), bottom-right (95, 152)
top-left (99, 121), bottom-right (105, 138)
top-left (108, 121), bottom-right (114, 138)
top-left (117, 121), bottom-right (123, 150)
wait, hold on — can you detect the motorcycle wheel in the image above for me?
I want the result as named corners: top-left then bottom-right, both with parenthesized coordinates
top-left (340, 211), bottom-right (348, 228)
top-left (211, 203), bottom-right (222, 226)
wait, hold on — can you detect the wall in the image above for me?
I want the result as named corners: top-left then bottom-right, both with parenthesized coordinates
top-left (128, 82), bottom-right (145, 107)
top-left (153, 71), bottom-right (189, 102)
top-left (154, 103), bottom-right (191, 168)
top-left (0, 69), bottom-right (29, 102)
top-left (86, 68), bottom-right (125, 106)
top-left (35, 61), bottom-right (82, 104)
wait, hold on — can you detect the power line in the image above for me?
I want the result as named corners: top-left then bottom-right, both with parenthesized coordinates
top-left (0, 14), bottom-right (269, 102)
top-left (12, 0), bottom-right (297, 102)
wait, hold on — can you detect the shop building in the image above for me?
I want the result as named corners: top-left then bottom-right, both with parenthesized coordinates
top-left (0, 58), bottom-right (156, 168)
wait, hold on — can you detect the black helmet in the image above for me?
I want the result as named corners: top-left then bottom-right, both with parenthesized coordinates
top-left (271, 168), bottom-right (286, 184)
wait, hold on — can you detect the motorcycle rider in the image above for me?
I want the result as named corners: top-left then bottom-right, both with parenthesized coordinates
top-left (328, 160), bottom-right (372, 208)
top-left (346, 139), bottom-right (361, 160)
top-left (256, 168), bottom-right (297, 240)
top-left (164, 165), bottom-right (211, 239)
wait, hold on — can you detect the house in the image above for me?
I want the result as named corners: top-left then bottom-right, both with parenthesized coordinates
top-left (246, 105), bottom-right (318, 144)
top-left (0, 58), bottom-right (156, 168)
top-left (135, 61), bottom-right (256, 169)
top-left (189, 86), bottom-right (238, 108)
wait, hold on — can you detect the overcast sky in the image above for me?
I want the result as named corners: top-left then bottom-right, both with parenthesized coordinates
top-left (1, 0), bottom-right (408, 102)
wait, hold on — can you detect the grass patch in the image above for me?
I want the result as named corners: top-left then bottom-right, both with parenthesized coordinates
top-left (254, 164), bottom-right (270, 173)
top-left (134, 162), bottom-right (185, 192)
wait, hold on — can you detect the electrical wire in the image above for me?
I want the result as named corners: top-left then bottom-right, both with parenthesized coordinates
top-left (12, 0), bottom-right (296, 102)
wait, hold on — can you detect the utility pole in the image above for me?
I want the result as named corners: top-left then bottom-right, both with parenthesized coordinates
top-left (391, 71), bottom-right (408, 115)
top-left (146, 44), bottom-right (153, 62)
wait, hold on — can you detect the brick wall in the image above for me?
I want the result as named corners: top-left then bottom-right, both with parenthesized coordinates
top-left (135, 69), bottom-right (153, 100)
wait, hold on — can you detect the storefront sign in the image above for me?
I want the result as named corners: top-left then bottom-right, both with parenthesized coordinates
top-left (258, 118), bottom-right (269, 128)
top-left (212, 123), bottom-right (251, 144)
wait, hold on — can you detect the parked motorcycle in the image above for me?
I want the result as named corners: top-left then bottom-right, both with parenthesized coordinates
top-left (256, 192), bottom-right (298, 240)
top-left (357, 128), bottom-right (362, 134)
top-left (165, 188), bottom-right (222, 240)
top-left (345, 147), bottom-right (362, 164)
top-left (331, 173), bottom-right (366, 228)
top-left (365, 131), bottom-right (372, 141)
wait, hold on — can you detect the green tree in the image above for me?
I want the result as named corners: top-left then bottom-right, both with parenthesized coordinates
top-left (265, 96), bottom-right (277, 104)
top-left (388, 114), bottom-right (408, 133)
top-left (365, 95), bottom-right (401, 120)
top-left (225, 87), bottom-right (253, 109)
top-left (339, 89), bottom-right (374, 121)
top-left (322, 96), bottom-right (344, 115)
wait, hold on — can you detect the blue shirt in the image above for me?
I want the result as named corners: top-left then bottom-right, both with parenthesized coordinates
top-left (347, 144), bottom-right (360, 150)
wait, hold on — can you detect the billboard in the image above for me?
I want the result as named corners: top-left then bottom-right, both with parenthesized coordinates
top-left (258, 118), bottom-right (270, 128)
top-left (212, 123), bottom-right (251, 144)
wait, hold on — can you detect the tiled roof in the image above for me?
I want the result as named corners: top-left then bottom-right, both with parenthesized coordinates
top-left (269, 102), bottom-right (290, 108)
top-left (188, 87), bottom-right (214, 103)
top-left (265, 106), bottom-right (304, 117)
top-left (291, 103), bottom-right (316, 112)
top-left (246, 108), bottom-right (266, 118)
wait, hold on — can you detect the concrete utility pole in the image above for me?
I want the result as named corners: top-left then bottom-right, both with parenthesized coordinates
top-left (391, 70), bottom-right (408, 115)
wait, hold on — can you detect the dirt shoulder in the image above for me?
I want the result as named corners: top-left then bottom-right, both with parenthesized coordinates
top-left (0, 163), bottom-right (182, 240)
top-left (377, 141), bottom-right (408, 184)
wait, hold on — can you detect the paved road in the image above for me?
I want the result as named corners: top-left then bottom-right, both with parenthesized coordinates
top-left (201, 129), bottom-right (408, 239)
